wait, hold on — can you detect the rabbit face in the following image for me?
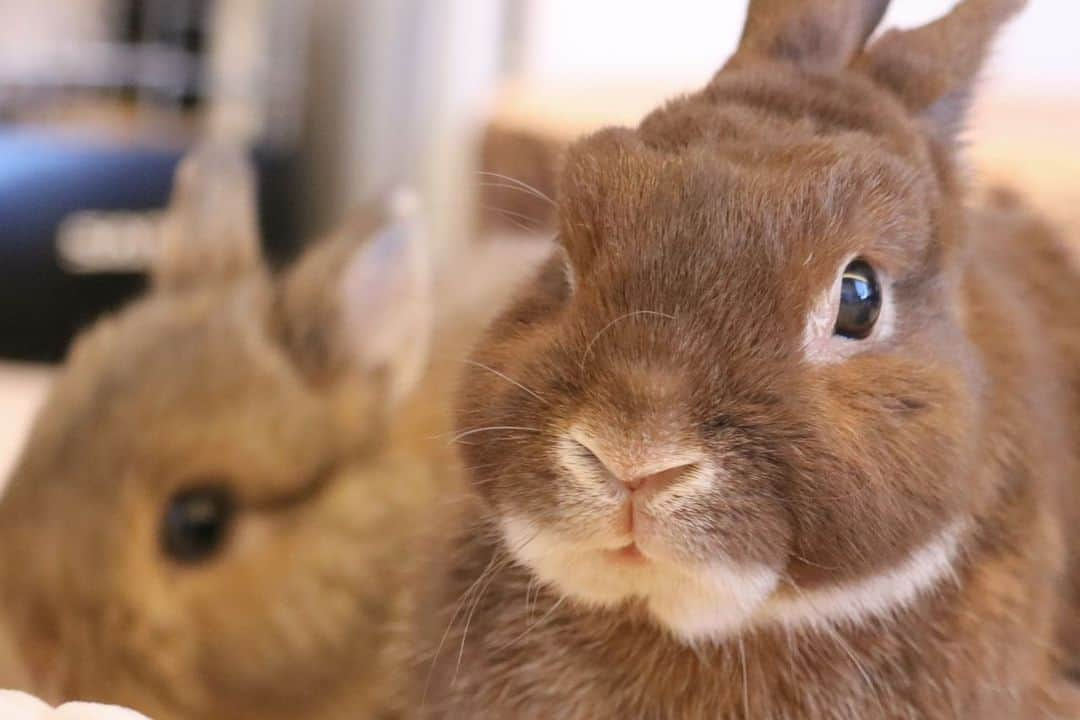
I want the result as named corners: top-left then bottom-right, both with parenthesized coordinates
top-left (458, 65), bottom-right (990, 643)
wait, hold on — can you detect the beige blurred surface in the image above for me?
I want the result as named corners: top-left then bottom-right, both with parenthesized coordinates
top-left (0, 364), bottom-right (52, 494)
top-left (969, 92), bottom-right (1080, 237)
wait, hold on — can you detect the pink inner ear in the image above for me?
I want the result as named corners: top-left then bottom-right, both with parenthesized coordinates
top-left (338, 215), bottom-right (432, 402)
top-left (341, 219), bottom-right (414, 358)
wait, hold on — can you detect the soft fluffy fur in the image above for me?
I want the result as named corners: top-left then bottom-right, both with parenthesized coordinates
top-left (410, 1), bottom-right (1080, 718)
top-left (0, 146), bottom-right (548, 718)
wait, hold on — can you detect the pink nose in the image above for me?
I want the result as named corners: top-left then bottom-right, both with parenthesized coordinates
top-left (571, 434), bottom-right (699, 497)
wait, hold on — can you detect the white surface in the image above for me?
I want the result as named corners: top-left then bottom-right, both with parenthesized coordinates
top-left (0, 691), bottom-right (150, 719)
top-left (520, 2), bottom-right (1080, 96)
top-left (0, 363), bottom-right (52, 493)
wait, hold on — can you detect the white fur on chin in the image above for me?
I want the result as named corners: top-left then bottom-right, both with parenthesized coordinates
top-left (501, 515), bottom-right (968, 642)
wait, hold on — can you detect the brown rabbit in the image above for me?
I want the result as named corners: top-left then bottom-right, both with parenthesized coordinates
top-left (411, 1), bottom-right (1080, 718)
top-left (0, 145), bottom-right (548, 718)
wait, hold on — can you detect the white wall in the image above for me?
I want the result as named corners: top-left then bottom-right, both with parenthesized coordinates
top-left (519, 1), bottom-right (1080, 96)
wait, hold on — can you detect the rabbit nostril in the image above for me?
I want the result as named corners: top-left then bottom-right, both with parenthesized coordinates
top-left (564, 431), bottom-right (703, 496)
top-left (573, 438), bottom-right (613, 475)
top-left (624, 462), bottom-right (697, 496)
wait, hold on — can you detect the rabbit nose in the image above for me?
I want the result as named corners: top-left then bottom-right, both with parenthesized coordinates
top-left (571, 431), bottom-right (701, 497)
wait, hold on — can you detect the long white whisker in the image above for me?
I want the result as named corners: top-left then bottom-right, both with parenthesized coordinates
top-left (478, 203), bottom-right (544, 233)
top-left (453, 562), bottom-right (501, 685)
top-left (422, 549), bottom-right (510, 705)
top-left (451, 528), bottom-right (544, 680)
top-left (493, 593), bottom-right (568, 653)
top-left (476, 171), bottom-right (557, 207)
top-left (464, 359), bottom-right (550, 406)
top-left (446, 425), bottom-right (543, 446)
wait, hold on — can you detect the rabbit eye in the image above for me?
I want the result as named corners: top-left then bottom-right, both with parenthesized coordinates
top-left (834, 259), bottom-right (881, 340)
top-left (161, 486), bottom-right (235, 564)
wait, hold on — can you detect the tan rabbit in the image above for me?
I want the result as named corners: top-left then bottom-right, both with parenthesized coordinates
top-left (410, 1), bottom-right (1080, 718)
top-left (0, 144), bottom-right (549, 719)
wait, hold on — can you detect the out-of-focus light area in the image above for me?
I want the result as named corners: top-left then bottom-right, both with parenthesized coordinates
top-left (519, 1), bottom-right (1080, 93)
top-left (0, 0), bottom-right (1077, 482)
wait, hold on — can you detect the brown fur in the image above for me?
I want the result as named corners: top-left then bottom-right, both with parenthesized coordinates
top-left (477, 124), bottom-right (563, 235)
top-left (411, 1), bottom-right (1080, 717)
top-left (0, 146), bottom-right (548, 718)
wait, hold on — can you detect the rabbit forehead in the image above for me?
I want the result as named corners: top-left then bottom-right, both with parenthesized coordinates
top-left (562, 135), bottom-right (930, 292)
top-left (656, 63), bottom-right (923, 158)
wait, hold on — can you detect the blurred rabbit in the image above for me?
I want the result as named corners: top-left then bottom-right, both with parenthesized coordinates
top-left (0, 143), bottom-right (549, 719)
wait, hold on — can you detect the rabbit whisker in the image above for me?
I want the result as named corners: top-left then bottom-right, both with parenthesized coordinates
top-left (491, 593), bottom-right (568, 653)
top-left (452, 528), bottom-right (543, 684)
top-left (424, 529), bottom-right (540, 703)
top-left (464, 359), bottom-right (550, 406)
top-left (475, 171), bottom-right (557, 207)
top-left (478, 203), bottom-right (544, 230)
top-left (423, 548), bottom-right (509, 703)
top-left (446, 425), bottom-right (543, 446)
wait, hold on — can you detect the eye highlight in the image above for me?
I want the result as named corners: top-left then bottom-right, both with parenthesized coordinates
top-left (834, 259), bottom-right (881, 340)
top-left (161, 486), bottom-right (235, 564)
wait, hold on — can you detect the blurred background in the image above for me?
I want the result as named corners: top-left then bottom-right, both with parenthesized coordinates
top-left (0, 0), bottom-right (1077, 480)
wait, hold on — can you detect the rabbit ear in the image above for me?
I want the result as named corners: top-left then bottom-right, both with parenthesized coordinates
top-left (857, 0), bottom-right (1026, 146)
top-left (153, 142), bottom-right (263, 291)
top-left (731, 0), bottom-right (890, 71)
top-left (274, 191), bottom-right (433, 407)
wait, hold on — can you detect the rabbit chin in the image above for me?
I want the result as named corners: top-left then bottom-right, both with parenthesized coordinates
top-left (503, 514), bottom-right (971, 644)
top-left (501, 514), bottom-right (780, 642)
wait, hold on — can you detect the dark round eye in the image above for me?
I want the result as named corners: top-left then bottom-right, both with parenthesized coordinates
top-left (161, 486), bottom-right (235, 564)
top-left (835, 259), bottom-right (882, 340)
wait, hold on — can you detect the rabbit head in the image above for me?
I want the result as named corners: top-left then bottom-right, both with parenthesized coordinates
top-left (0, 145), bottom-right (439, 718)
top-left (457, 0), bottom-right (1031, 643)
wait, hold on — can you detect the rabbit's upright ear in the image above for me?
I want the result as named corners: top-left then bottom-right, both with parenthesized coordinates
top-left (274, 191), bottom-right (433, 407)
top-left (730, 0), bottom-right (890, 71)
top-left (153, 142), bottom-right (263, 291)
top-left (857, 0), bottom-right (1026, 146)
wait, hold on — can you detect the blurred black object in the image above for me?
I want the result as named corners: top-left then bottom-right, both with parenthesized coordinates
top-left (115, 0), bottom-right (211, 108)
top-left (0, 131), bottom-right (300, 362)
top-left (0, 0), bottom-right (309, 362)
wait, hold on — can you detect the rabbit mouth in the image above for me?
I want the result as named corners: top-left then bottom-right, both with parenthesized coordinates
top-left (603, 542), bottom-right (647, 564)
